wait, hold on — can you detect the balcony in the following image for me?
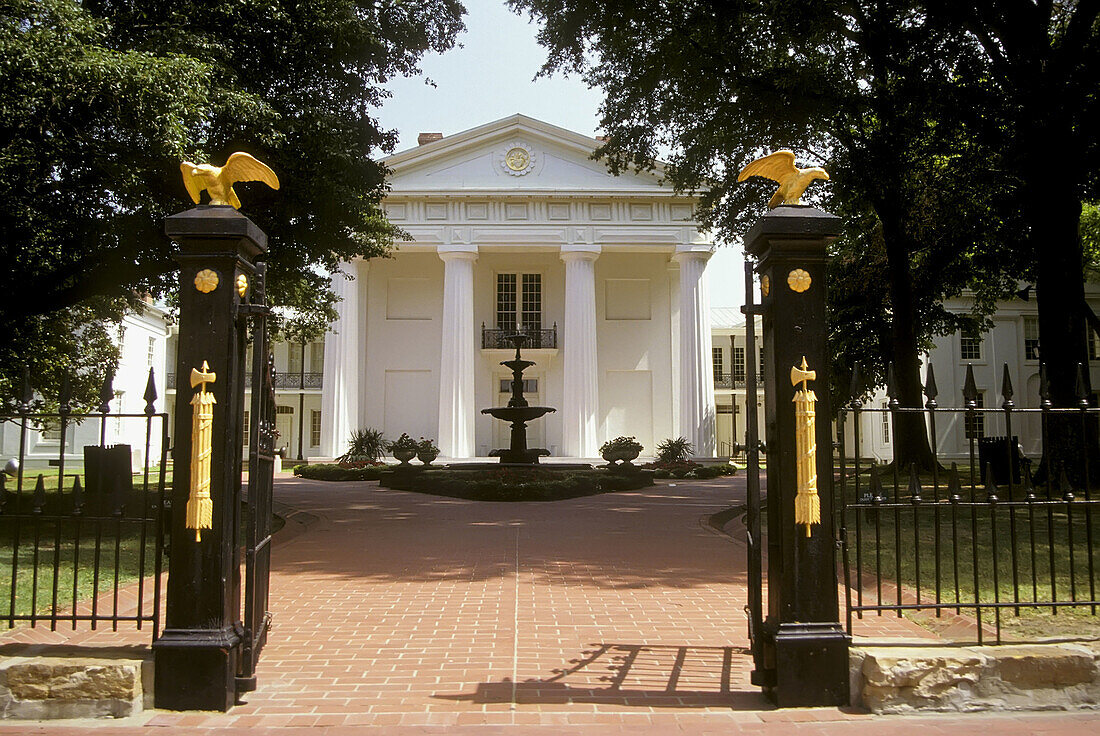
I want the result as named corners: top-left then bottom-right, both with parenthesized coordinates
top-left (481, 324), bottom-right (558, 350)
top-left (166, 372), bottom-right (323, 390)
top-left (714, 373), bottom-right (746, 390)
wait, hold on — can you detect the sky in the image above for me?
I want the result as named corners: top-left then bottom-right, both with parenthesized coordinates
top-left (378, 0), bottom-right (745, 311)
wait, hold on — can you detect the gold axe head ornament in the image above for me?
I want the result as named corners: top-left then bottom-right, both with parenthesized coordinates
top-left (790, 356), bottom-right (816, 391)
top-left (738, 150), bottom-right (828, 209)
top-left (190, 361), bottom-right (216, 390)
top-left (180, 152), bottom-right (280, 209)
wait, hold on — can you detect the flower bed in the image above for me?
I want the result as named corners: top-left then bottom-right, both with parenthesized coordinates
top-left (379, 467), bottom-right (654, 502)
top-left (643, 460), bottom-right (737, 479)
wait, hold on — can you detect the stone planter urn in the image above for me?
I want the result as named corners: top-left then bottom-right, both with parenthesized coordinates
top-left (392, 448), bottom-right (417, 465)
top-left (602, 448), bottom-right (640, 465)
top-left (417, 449), bottom-right (440, 466)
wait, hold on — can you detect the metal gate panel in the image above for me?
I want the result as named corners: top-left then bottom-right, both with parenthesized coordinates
top-left (237, 263), bottom-right (275, 694)
top-left (741, 259), bottom-right (769, 685)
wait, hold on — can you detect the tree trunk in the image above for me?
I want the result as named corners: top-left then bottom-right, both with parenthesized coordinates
top-left (1018, 107), bottom-right (1098, 488)
top-left (880, 209), bottom-right (936, 472)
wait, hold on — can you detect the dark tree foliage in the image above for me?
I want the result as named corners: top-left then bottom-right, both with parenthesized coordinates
top-left (0, 0), bottom-right (465, 410)
top-left (511, 0), bottom-right (1026, 468)
top-left (917, 2), bottom-right (1100, 482)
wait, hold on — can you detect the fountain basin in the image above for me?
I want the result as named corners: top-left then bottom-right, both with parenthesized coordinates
top-left (480, 406), bottom-right (556, 422)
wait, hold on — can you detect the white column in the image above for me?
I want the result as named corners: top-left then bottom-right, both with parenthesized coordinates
top-left (674, 247), bottom-right (717, 457)
top-left (320, 261), bottom-right (362, 459)
top-left (437, 247), bottom-right (478, 458)
top-left (561, 246), bottom-right (601, 457)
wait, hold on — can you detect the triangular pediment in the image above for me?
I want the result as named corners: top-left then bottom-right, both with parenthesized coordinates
top-left (383, 114), bottom-right (668, 194)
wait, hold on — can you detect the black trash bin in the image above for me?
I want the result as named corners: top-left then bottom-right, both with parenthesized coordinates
top-left (83, 444), bottom-right (134, 510)
top-left (977, 435), bottom-right (1024, 485)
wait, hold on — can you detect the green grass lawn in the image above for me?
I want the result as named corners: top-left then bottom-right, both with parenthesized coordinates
top-left (843, 499), bottom-right (1100, 639)
top-left (4, 466), bottom-right (173, 493)
top-left (2, 480), bottom-right (281, 623)
top-left (0, 516), bottom-right (160, 623)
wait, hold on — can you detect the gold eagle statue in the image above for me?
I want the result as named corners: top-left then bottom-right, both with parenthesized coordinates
top-left (737, 150), bottom-right (828, 208)
top-left (180, 152), bottom-right (280, 209)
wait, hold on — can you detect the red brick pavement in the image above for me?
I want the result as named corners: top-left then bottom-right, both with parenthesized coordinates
top-left (2, 474), bottom-right (1098, 733)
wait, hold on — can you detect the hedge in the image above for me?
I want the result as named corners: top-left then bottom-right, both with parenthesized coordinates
top-left (379, 467), bottom-right (654, 502)
top-left (292, 463), bottom-right (389, 481)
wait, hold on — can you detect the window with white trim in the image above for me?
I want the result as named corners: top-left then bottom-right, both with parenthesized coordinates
top-left (310, 410), bottom-right (322, 446)
top-left (1024, 317), bottom-right (1040, 361)
top-left (310, 342), bottom-right (324, 373)
top-left (496, 273), bottom-right (541, 331)
top-left (965, 392), bottom-right (985, 440)
top-left (147, 336), bottom-right (156, 367)
top-left (288, 343), bottom-right (303, 375)
top-left (881, 402), bottom-right (890, 444)
top-left (733, 346), bottom-right (746, 381)
top-left (499, 378), bottom-right (538, 394)
top-left (712, 347), bottom-right (724, 380)
top-left (960, 334), bottom-right (983, 361)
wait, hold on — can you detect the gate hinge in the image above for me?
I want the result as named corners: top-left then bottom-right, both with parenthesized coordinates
top-left (741, 304), bottom-right (766, 316)
top-left (237, 303), bottom-right (272, 318)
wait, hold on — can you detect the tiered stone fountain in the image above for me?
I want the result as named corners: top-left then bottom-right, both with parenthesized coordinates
top-left (481, 333), bottom-right (555, 464)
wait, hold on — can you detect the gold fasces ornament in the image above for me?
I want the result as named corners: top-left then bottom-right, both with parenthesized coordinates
top-left (737, 150), bottom-right (829, 209)
top-left (180, 152), bottom-right (280, 209)
top-left (761, 274), bottom-right (771, 297)
top-left (791, 357), bottom-right (820, 537)
top-left (187, 361), bottom-right (217, 542)
top-left (236, 273), bottom-right (249, 298)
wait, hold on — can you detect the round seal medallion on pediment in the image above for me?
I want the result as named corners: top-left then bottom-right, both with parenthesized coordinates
top-left (500, 142), bottom-right (535, 176)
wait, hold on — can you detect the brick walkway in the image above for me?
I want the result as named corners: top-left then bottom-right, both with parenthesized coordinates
top-left (3, 474), bottom-right (1099, 733)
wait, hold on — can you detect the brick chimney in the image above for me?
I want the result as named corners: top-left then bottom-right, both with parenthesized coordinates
top-left (418, 132), bottom-right (443, 146)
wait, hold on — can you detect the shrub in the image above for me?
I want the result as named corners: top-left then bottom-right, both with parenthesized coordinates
top-left (386, 433), bottom-right (419, 453)
top-left (599, 436), bottom-right (644, 455)
top-left (337, 427), bottom-right (386, 464)
top-left (293, 463), bottom-right (389, 481)
top-left (655, 437), bottom-right (693, 464)
top-left (643, 460), bottom-right (736, 479)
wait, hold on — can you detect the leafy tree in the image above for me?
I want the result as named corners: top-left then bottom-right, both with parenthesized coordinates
top-left (511, 0), bottom-right (1024, 468)
top-left (917, 2), bottom-right (1100, 481)
top-left (0, 0), bottom-right (465, 409)
top-left (1085, 203), bottom-right (1100, 283)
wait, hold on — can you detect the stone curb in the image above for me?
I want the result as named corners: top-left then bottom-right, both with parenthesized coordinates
top-left (0, 655), bottom-right (150, 720)
top-left (852, 641), bottom-right (1100, 713)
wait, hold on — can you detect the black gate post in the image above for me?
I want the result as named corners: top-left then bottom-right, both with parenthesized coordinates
top-left (744, 205), bottom-right (849, 707)
top-left (153, 205), bottom-right (265, 711)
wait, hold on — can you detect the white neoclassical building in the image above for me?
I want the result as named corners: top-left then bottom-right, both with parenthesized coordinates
top-left (318, 114), bottom-right (717, 460)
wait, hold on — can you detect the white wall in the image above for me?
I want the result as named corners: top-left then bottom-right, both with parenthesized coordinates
top-left (361, 253), bottom-right (444, 444)
top-left (596, 252), bottom-right (674, 454)
top-left (0, 305), bottom-right (169, 472)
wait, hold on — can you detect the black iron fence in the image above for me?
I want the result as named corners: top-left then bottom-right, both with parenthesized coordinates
top-left (0, 370), bottom-right (168, 641)
top-left (167, 371), bottom-right (321, 390)
top-left (481, 324), bottom-right (558, 349)
top-left (835, 362), bottom-right (1099, 643)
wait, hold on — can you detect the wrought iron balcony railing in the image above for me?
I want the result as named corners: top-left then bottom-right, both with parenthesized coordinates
top-left (714, 373), bottom-right (746, 389)
top-left (481, 324), bottom-right (558, 350)
top-left (167, 372), bottom-right (323, 390)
